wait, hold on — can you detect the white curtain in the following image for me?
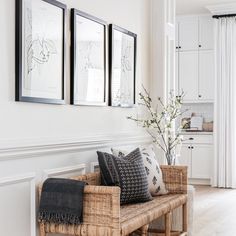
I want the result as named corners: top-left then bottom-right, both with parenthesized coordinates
top-left (213, 16), bottom-right (236, 188)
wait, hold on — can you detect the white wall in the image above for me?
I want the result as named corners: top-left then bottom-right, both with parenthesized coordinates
top-left (0, 0), bottom-right (151, 143)
top-left (0, 0), bottom-right (154, 235)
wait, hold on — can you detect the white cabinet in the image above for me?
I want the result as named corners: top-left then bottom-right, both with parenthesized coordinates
top-left (175, 22), bottom-right (179, 51)
top-left (176, 15), bottom-right (214, 52)
top-left (199, 16), bottom-right (214, 50)
top-left (176, 15), bottom-right (214, 103)
top-left (175, 52), bottom-right (179, 92)
top-left (178, 145), bottom-right (192, 178)
top-left (199, 50), bottom-right (214, 101)
top-left (179, 51), bottom-right (198, 101)
top-left (192, 145), bottom-right (213, 179)
top-left (177, 17), bottom-right (199, 51)
top-left (179, 135), bottom-right (213, 184)
top-left (178, 51), bottom-right (214, 103)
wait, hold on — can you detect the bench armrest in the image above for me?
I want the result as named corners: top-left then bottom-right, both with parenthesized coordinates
top-left (161, 165), bottom-right (188, 194)
top-left (82, 185), bottom-right (120, 226)
top-left (71, 172), bottom-right (121, 228)
top-left (38, 182), bottom-right (121, 235)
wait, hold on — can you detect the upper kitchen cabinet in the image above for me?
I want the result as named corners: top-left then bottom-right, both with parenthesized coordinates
top-left (176, 15), bottom-right (214, 103)
top-left (176, 15), bottom-right (214, 51)
top-left (199, 50), bottom-right (214, 101)
top-left (178, 50), bottom-right (215, 103)
top-left (199, 16), bottom-right (214, 50)
top-left (177, 17), bottom-right (199, 51)
top-left (175, 23), bottom-right (179, 51)
top-left (179, 51), bottom-right (199, 101)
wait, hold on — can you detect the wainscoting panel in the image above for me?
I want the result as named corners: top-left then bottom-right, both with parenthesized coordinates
top-left (0, 132), bottom-right (151, 236)
top-left (0, 173), bottom-right (36, 236)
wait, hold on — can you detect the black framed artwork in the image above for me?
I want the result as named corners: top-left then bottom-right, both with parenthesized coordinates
top-left (15, 0), bottom-right (66, 104)
top-left (71, 9), bottom-right (107, 106)
top-left (109, 24), bottom-right (137, 107)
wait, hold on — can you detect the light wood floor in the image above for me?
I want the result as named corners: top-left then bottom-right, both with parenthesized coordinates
top-left (193, 185), bottom-right (236, 236)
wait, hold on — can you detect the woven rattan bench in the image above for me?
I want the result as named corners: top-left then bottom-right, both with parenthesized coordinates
top-left (39, 165), bottom-right (188, 236)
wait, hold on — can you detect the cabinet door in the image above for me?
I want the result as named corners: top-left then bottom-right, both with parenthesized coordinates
top-left (178, 145), bottom-right (192, 178)
top-left (192, 145), bottom-right (213, 179)
top-left (178, 17), bottom-right (198, 51)
top-left (179, 51), bottom-right (198, 101)
top-left (175, 52), bottom-right (179, 93)
top-left (199, 16), bottom-right (214, 50)
top-left (199, 50), bottom-right (214, 101)
top-left (175, 22), bottom-right (179, 50)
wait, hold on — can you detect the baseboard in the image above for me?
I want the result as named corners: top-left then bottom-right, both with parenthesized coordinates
top-left (189, 178), bottom-right (211, 186)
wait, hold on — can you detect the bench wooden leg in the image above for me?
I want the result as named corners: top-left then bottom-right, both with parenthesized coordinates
top-left (183, 203), bottom-right (187, 233)
top-left (140, 224), bottom-right (149, 236)
top-left (165, 212), bottom-right (171, 236)
top-left (39, 223), bottom-right (46, 236)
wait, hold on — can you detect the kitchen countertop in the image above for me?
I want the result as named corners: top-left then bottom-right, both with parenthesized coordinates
top-left (180, 131), bottom-right (213, 135)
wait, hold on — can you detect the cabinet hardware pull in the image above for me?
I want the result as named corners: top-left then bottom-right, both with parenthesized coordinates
top-left (198, 95), bottom-right (202, 98)
top-left (191, 146), bottom-right (194, 149)
top-left (179, 46), bottom-right (182, 49)
top-left (188, 146), bottom-right (191, 149)
top-left (189, 137), bottom-right (194, 140)
top-left (199, 45), bottom-right (202, 48)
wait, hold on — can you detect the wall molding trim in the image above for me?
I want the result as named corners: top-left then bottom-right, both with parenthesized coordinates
top-left (90, 161), bottom-right (99, 172)
top-left (0, 132), bottom-right (151, 161)
top-left (206, 3), bottom-right (236, 15)
top-left (0, 172), bottom-right (36, 186)
top-left (43, 164), bottom-right (86, 180)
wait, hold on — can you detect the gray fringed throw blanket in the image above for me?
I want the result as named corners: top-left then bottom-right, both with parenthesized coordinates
top-left (38, 178), bottom-right (87, 225)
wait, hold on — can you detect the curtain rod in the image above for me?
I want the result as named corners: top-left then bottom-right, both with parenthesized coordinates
top-left (213, 13), bottom-right (236, 19)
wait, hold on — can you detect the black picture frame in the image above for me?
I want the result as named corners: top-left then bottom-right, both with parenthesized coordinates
top-left (109, 24), bottom-right (137, 107)
top-left (15, 0), bottom-right (66, 105)
top-left (71, 9), bottom-right (107, 106)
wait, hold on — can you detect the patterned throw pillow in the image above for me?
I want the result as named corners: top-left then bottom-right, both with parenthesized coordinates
top-left (97, 148), bottom-right (152, 204)
top-left (111, 146), bottom-right (168, 196)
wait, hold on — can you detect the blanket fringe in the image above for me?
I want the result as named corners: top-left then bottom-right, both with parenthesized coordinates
top-left (38, 211), bottom-right (81, 225)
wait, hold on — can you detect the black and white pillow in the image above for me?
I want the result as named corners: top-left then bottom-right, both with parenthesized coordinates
top-left (97, 148), bottom-right (152, 204)
top-left (111, 146), bottom-right (168, 196)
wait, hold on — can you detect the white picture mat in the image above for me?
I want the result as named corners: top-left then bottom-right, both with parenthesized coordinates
top-left (74, 15), bottom-right (105, 104)
top-left (112, 30), bottom-right (135, 107)
top-left (22, 0), bottom-right (63, 99)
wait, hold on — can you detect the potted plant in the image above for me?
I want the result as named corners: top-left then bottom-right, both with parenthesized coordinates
top-left (127, 88), bottom-right (186, 165)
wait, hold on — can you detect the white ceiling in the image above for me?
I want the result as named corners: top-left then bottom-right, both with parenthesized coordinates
top-left (176, 0), bottom-right (236, 15)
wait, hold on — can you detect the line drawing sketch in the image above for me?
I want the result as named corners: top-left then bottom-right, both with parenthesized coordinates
top-left (121, 44), bottom-right (132, 73)
top-left (21, 0), bottom-right (64, 99)
top-left (26, 7), bottom-right (58, 75)
top-left (74, 14), bottom-right (105, 104)
top-left (78, 42), bottom-right (98, 72)
top-left (113, 32), bottom-right (134, 107)
top-left (27, 36), bottom-right (57, 74)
